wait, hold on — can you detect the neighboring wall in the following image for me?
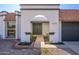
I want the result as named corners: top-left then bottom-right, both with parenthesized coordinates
top-left (0, 12), bottom-right (6, 39)
top-left (0, 11), bottom-right (21, 39)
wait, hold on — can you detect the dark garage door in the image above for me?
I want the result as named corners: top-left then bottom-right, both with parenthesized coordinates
top-left (62, 22), bottom-right (79, 41)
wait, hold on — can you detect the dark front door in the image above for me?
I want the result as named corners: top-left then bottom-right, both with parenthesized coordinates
top-left (33, 23), bottom-right (42, 35)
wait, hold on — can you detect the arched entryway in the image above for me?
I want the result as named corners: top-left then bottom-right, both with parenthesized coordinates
top-left (31, 15), bottom-right (49, 36)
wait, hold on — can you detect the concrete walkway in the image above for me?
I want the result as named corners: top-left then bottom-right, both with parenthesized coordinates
top-left (34, 35), bottom-right (44, 48)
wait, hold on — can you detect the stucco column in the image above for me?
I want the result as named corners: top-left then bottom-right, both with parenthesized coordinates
top-left (49, 21), bottom-right (61, 43)
top-left (16, 16), bottom-right (18, 39)
top-left (15, 11), bottom-right (19, 39)
top-left (3, 20), bottom-right (6, 39)
top-left (21, 18), bottom-right (30, 42)
top-left (59, 21), bottom-right (62, 42)
top-left (1, 11), bottom-right (7, 39)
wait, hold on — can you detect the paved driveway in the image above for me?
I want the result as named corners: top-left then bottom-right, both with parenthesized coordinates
top-left (64, 41), bottom-right (79, 54)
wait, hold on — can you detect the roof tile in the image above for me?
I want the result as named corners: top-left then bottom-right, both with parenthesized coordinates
top-left (60, 10), bottom-right (79, 22)
top-left (4, 13), bottom-right (16, 21)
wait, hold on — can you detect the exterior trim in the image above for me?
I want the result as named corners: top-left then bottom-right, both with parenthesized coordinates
top-left (0, 14), bottom-right (21, 16)
top-left (21, 8), bottom-right (60, 10)
top-left (16, 14), bottom-right (21, 16)
top-left (62, 21), bottom-right (79, 22)
top-left (20, 4), bottom-right (60, 6)
top-left (0, 14), bottom-right (6, 16)
top-left (31, 21), bottom-right (49, 23)
top-left (4, 20), bottom-right (16, 21)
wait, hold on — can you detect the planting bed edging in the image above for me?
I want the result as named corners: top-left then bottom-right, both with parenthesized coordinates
top-left (14, 42), bottom-right (34, 49)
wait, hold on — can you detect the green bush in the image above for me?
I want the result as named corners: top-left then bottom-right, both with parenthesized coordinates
top-left (30, 35), bottom-right (36, 42)
top-left (43, 48), bottom-right (49, 54)
top-left (44, 36), bottom-right (49, 43)
top-left (18, 42), bottom-right (31, 45)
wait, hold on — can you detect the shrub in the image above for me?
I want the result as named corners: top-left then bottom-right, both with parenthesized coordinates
top-left (18, 42), bottom-right (31, 45)
top-left (43, 48), bottom-right (49, 54)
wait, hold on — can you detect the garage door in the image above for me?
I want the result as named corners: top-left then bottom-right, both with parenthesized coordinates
top-left (62, 22), bottom-right (79, 41)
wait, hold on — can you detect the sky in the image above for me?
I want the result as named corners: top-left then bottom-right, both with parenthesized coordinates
top-left (0, 4), bottom-right (20, 12)
top-left (60, 4), bottom-right (79, 9)
top-left (0, 4), bottom-right (79, 12)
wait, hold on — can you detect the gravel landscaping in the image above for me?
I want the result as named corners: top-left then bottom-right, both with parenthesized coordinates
top-left (0, 48), bottom-right (41, 55)
top-left (0, 40), bottom-right (41, 55)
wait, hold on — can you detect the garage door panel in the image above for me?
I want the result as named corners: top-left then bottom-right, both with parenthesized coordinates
top-left (62, 22), bottom-right (79, 41)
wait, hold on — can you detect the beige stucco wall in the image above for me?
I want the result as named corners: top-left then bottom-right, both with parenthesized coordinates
top-left (20, 4), bottom-right (61, 43)
top-left (21, 10), bottom-right (60, 42)
top-left (21, 10), bottom-right (59, 30)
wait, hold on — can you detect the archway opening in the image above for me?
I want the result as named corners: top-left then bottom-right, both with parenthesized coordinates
top-left (31, 15), bottom-right (49, 36)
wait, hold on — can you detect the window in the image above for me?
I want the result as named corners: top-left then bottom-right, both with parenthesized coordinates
top-left (7, 21), bottom-right (16, 38)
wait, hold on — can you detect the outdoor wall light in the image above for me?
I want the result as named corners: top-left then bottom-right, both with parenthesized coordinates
top-left (25, 32), bottom-right (31, 35)
top-left (49, 32), bottom-right (55, 35)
